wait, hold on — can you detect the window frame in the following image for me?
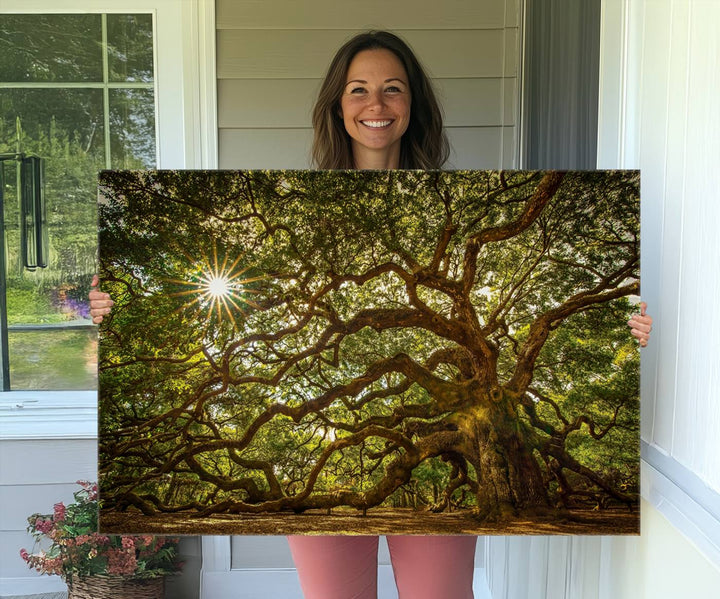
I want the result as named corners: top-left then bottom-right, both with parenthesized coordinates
top-left (0, 0), bottom-right (217, 438)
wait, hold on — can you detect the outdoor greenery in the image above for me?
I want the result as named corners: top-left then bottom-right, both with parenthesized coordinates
top-left (0, 13), bottom-right (155, 389)
top-left (98, 170), bottom-right (640, 532)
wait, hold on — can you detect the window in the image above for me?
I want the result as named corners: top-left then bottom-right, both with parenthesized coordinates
top-left (0, 13), bottom-right (156, 390)
top-left (0, 1), bottom-right (216, 398)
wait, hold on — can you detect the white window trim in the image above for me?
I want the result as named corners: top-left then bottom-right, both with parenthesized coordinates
top-left (641, 445), bottom-right (720, 567)
top-left (0, 0), bottom-right (217, 438)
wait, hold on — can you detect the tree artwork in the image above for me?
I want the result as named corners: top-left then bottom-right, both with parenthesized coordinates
top-left (98, 170), bottom-right (640, 535)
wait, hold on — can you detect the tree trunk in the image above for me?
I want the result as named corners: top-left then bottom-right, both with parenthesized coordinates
top-left (456, 397), bottom-right (549, 521)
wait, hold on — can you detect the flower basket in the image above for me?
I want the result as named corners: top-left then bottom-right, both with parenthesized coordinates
top-left (67, 574), bottom-right (164, 599)
top-left (20, 481), bottom-right (181, 594)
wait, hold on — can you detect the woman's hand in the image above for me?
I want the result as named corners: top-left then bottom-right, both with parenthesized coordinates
top-left (89, 274), bottom-right (113, 324)
top-left (628, 301), bottom-right (652, 347)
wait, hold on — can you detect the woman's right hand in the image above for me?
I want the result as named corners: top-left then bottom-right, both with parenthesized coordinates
top-left (89, 274), bottom-right (113, 324)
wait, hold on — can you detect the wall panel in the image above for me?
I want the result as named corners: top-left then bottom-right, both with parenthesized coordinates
top-left (219, 128), bottom-right (313, 168)
top-left (218, 78), bottom-right (515, 129)
top-left (217, 0), bottom-right (507, 30)
top-left (671, 1), bottom-right (720, 481)
top-left (217, 29), bottom-right (509, 80)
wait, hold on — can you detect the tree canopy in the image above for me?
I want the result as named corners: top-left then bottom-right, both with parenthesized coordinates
top-left (98, 169), bottom-right (640, 530)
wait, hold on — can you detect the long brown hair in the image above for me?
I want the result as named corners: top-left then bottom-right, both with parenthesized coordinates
top-left (311, 31), bottom-right (449, 170)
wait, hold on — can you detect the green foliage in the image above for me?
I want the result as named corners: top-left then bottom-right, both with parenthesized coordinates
top-left (98, 170), bottom-right (640, 520)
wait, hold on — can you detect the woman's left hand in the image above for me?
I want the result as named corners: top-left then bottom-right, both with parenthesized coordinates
top-left (628, 301), bottom-right (653, 347)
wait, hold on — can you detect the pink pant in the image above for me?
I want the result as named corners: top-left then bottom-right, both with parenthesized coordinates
top-left (287, 535), bottom-right (476, 599)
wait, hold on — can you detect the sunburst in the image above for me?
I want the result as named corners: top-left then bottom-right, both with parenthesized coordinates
top-left (165, 243), bottom-right (265, 328)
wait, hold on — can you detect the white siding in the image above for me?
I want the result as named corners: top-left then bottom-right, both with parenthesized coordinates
top-left (0, 439), bottom-right (96, 593)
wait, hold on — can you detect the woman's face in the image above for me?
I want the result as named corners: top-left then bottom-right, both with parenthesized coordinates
top-left (340, 48), bottom-right (411, 169)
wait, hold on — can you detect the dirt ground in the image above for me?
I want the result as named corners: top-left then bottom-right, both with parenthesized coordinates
top-left (100, 506), bottom-right (639, 536)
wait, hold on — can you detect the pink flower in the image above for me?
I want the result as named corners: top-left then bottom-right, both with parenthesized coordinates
top-left (107, 548), bottom-right (137, 576)
top-left (42, 556), bottom-right (64, 576)
top-left (34, 518), bottom-right (53, 534)
top-left (19, 548), bottom-right (29, 562)
top-left (53, 502), bottom-right (66, 522)
top-left (121, 537), bottom-right (135, 549)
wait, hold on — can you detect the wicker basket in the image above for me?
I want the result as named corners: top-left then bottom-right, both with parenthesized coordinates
top-left (67, 575), bottom-right (164, 599)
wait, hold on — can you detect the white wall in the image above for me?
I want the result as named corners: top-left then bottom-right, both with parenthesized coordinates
top-left (595, 0), bottom-right (720, 591)
top-left (598, 0), bottom-right (720, 493)
top-left (600, 500), bottom-right (720, 599)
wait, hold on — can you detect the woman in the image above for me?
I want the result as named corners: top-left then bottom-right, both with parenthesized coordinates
top-left (90, 31), bottom-right (653, 599)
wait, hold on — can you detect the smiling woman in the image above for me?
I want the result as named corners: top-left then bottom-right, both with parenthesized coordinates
top-left (311, 30), bottom-right (448, 170)
top-left (339, 48), bottom-right (412, 169)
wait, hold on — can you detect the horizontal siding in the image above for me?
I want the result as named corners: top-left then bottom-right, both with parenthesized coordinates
top-left (217, 0), bottom-right (510, 30)
top-left (219, 78), bottom-right (516, 128)
top-left (501, 126), bottom-right (517, 167)
top-left (0, 440), bottom-right (97, 485)
top-left (0, 531), bottom-right (44, 578)
top-left (0, 483), bottom-right (84, 530)
top-left (219, 128), bottom-right (313, 168)
top-left (216, 0), bottom-right (521, 171)
top-left (218, 79), bottom-right (319, 128)
top-left (217, 29), bottom-right (513, 79)
top-left (219, 126), bottom-right (513, 170)
top-left (446, 126), bottom-right (511, 169)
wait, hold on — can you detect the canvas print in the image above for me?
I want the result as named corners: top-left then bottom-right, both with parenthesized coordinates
top-left (98, 169), bottom-right (640, 535)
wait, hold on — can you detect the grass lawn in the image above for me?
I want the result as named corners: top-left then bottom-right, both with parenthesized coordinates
top-left (9, 328), bottom-right (97, 390)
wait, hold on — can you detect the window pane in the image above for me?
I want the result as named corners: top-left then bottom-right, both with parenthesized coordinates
top-left (107, 14), bottom-right (155, 82)
top-left (0, 89), bottom-right (106, 163)
top-left (0, 14), bottom-right (102, 82)
top-left (1, 87), bottom-right (101, 390)
top-left (0, 12), bottom-right (156, 390)
top-left (8, 329), bottom-right (97, 390)
top-left (110, 88), bottom-right (156, 168)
